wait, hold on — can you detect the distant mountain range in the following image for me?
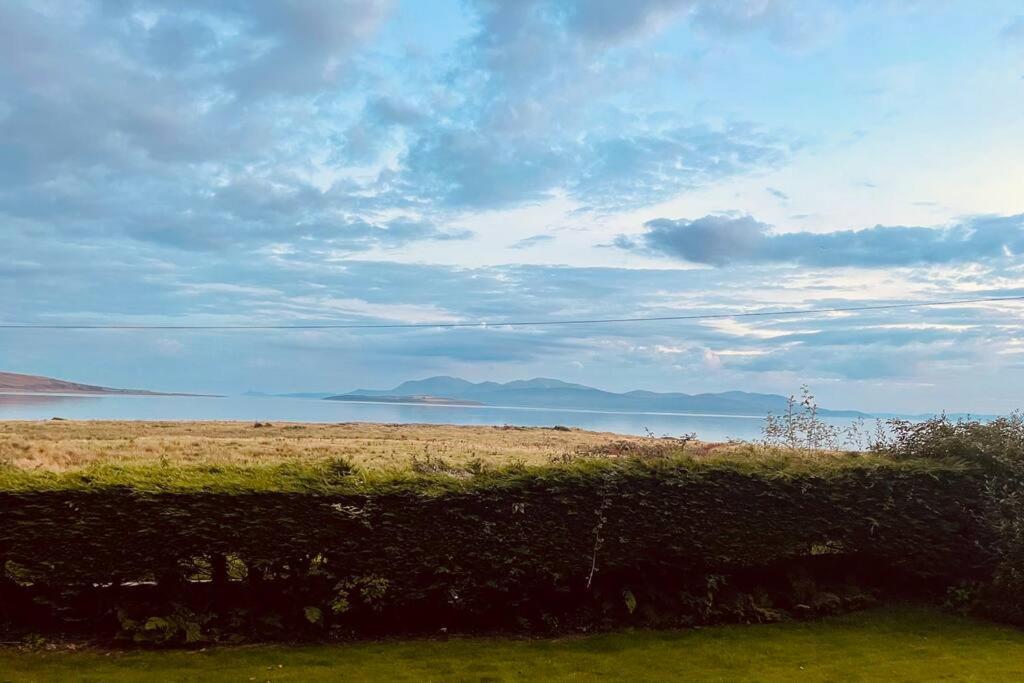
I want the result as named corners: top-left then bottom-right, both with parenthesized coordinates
top-left (1, 372), bottom-right (989, 419)
top-left (0, 371), bottom-right (210, 397)
top-left (247, 388), bottom-right (482, 406)
top-left (327, 376), bottom-right (868, 417)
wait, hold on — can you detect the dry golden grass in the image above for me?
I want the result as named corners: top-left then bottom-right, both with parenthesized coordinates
top-left (0, 420), bottom-right (861, 474)
top-left (0, 420), bottom-right (669, 472)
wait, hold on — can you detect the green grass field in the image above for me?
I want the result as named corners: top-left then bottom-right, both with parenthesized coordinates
top-left (2, 606), bottom-right (1022, 682)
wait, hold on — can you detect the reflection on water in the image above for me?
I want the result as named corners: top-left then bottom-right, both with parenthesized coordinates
top-left (0, 393), bottom-right (869, 442)
top-left (0, 393), bottom-right (99, 408)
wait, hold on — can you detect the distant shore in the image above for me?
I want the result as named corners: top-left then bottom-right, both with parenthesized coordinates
top-left (324, 394), bottom-right (483, 406)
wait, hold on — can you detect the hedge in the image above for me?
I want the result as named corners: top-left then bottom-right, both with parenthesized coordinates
top-left (0, 457), bottom-right (990, 642)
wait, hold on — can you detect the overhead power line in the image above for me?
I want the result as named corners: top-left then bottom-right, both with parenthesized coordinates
top-left (1, 295), bottom-right (1022, 331)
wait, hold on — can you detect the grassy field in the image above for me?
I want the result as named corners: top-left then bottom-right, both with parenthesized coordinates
top-left (0, 607), bottom-right (1021, 682)
top-left (0, 420), bottom-right (847, 474)
top-left (0, 420), bottom-right (656, 472)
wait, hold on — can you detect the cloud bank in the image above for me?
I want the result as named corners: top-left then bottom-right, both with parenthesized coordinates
top-left (3, 0), bottom-right (1024, 413)
top-left (618, 213), bottom-right (1024, 267)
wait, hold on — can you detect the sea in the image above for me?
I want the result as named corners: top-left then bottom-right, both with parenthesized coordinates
top-left (0, 392), bottom-right (869, 442)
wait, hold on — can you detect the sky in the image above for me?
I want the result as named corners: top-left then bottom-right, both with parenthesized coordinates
top-left (2, 0), bottom-right (1023, 413)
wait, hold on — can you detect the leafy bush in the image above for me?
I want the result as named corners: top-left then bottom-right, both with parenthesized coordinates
top-left (873, 413), bottom-right (1024, 623)
top-left (882, 413), bottom-right (1024, 467)
top-left (117, 605), bottom-right (211, 646)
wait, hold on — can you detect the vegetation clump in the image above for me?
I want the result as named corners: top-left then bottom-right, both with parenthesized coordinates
top-left (872, 412), bottom-right (1024, 624)
top-left (0, 409), bottom-right (1022, 644)
top-left (762, 389), bottom-right (1024, 626)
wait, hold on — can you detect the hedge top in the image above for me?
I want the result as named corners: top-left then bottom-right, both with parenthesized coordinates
top-left (0, 448), bottom-right (968, 494)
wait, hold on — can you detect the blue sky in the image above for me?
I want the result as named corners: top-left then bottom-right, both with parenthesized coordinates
top-left (2, 0), bottom-right (1023, 413)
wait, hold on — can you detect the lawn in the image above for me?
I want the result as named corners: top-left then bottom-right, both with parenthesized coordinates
top-left (2, 607), bottom-right (1022, 682)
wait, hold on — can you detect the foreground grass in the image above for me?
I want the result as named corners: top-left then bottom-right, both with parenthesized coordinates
top-left (2, 607), bottom-right (1022, 682)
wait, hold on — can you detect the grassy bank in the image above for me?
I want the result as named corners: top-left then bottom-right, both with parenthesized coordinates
top-left (2, 607), bottom-right (1022, 682)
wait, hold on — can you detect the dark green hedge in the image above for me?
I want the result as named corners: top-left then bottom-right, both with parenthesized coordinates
top-left (0, 458), bottom-right (989, 641)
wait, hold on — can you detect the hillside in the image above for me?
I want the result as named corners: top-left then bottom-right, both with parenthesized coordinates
top-left (0, 371), bottom-right (198, 396)
top-left (342, 376), bottom-right (866, 417)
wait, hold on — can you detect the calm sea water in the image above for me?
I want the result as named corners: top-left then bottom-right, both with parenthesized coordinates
top-left (0, 393), bottom-right (866, 442)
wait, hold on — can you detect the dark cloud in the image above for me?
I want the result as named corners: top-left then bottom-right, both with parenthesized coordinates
top-left (617, 214), bottom-right (771, 266)
top-left (620, 213), bottom-right (1024, 267)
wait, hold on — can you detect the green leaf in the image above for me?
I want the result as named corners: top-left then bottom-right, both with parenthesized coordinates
top-left (144, 616), bottom-right (170, 632)
top-left (183, 621), bottom-right (204, 644)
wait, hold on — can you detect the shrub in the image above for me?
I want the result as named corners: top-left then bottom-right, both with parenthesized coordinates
top-left (881, 413), bottom-right (1024, 468)
top-left (763, 386), bottom-right (838, 451)
top-left (0, 456), bottom-right (987, 641)
top-left (875, 413), bottom-right (1024, 623)
top-left (762, 386), bottom-right (887, 451)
